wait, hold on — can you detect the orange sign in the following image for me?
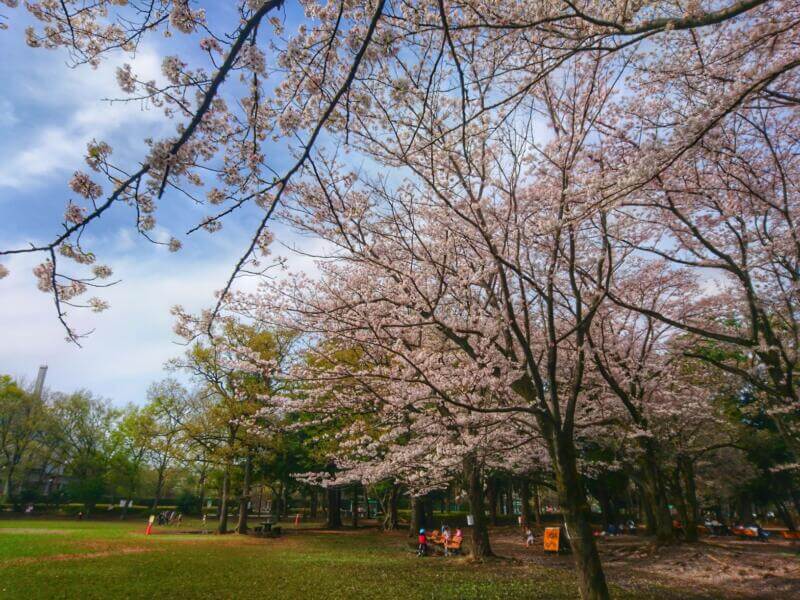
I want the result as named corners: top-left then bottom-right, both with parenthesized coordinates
top-left (543, 527), bottom-right (560, 552)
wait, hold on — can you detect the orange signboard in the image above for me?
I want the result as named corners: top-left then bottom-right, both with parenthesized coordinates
top-left (543, 527), bottom-right (560, 552)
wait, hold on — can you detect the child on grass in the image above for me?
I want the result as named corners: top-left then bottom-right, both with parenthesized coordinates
top-left (417, 528), bottom-right (428, 556)
top-left (525, 527), bottom-right (535, 547)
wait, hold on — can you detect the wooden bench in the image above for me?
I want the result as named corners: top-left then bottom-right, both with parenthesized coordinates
top-left (732, 527), bottom-right (758, 538)
top-left (445, 536), bottom-right (463, 555)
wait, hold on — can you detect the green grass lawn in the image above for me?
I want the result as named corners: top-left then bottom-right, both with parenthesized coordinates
top-left (0, 518), bottom-right (683, 599)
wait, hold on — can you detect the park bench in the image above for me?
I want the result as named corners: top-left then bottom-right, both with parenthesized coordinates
top-left (444, 536), bottom-right (463, 555)
top-left (781, 530), bottom-right (800, 540)
top-left (731, 526), bottom-right (758, 539)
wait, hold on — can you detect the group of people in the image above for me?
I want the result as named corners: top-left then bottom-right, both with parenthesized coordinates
top-left (157, 510), bottom-right (182, 526)
top-left (599, 520), bottom-right (637, 537)
top-left (416, 525), bottom-right (463, 557)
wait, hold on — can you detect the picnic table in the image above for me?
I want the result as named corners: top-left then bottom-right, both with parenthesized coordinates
top-left (426, 530), bottom-right (463, 555)
top-left (254, 515), bottom-right (280, 536)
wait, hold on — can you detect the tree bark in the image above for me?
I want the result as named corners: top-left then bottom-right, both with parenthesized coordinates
top-left (463, 454), bottom-right (493, 558)
top-left (533, 483), bottom-right (542, 525)
top-left (519, 479), bottom-right (532, 527)
top-left (638, 442), bottom-right (674, 543)
top-left (410, 495), bottom-right (426, 535)
top-left (197, 471), bottom-right (206, 517)
top-left (236, 452), bottom-right (252, 534)
top-left (351, 485), bottom-right (359, 528)
top-left (310, 488), bottom-right (319, 520)
top-left (548, 427), bottom-right (610, 600)
top-left (776, 501), bottom-right (796, 531)
top-left (218, 466), bottom-right (231, 534)
top-left (151, 460), bottom-right (167, 511)
top-left (325, 487), bottom-right (342, 529)
top-left (486, 476), bottom-right (499, 526)
top-left (678, 456), bottom-right (699, 542)
top-left (384, 484), bottom-right (400, 530)
top-left (2, 464), bottom-right (16, 500)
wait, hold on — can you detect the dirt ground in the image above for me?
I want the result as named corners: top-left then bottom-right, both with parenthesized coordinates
top-left (490, 526), bottom-right (800, 599)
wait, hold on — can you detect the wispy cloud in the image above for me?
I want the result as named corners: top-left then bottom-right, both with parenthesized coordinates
top-left (0, 44), bottom-right (165, 190)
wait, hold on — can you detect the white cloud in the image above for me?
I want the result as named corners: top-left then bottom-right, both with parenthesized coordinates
top-left (0, 225), bottom-right (324, 406)
top-left (0, 44), bottom-right (166, 190)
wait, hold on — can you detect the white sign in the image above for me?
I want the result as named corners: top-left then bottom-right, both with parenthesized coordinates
top-left (467, 514), bottom-right (475, 526)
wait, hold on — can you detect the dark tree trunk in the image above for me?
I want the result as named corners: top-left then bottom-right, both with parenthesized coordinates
top-left (505, 481), bottom-right (515, 517)
top-left (519, 479), bottom-right (532, 527)
top-left (637, 481), bottom-right (656, 535)
top-left (486, 476), bottom-right (499, 526)
top-left (310, 488), bottom-right (319, 520)
top-left (236, 452), bottom-right (252, 534)
top-left (533, 483), bottom-right (542, 525)
top-left (678, 456), bottom-right (699, 542)
top-left (596, 487), bottom-right (613, 532)
top-left (639, 442), bottom-right (674, 544)
top-left (151, 461), bottom-right (167, 510)
top-left (410, 495), bottom-right (425, 535)
top-left (218, 466), bottom-right (231, 534)
top-left (325, 487), bottom-right (342, 529)
top-left (351, 485), bottom-right (359, 528)
top-left (737, 496), bottom-right (752, 523)
top-left (424, 497), bottom-right (435, 527)
top-left (197, 471), bottom-right (206, 517)
top-left (776, 501), bottom-right (796, 531)
top-left (2, 465), bottom-right (16, 500)
top-left (384, 484), bottom-right (400, 530)
top-left (463, 453), bottom-right (493, 558)
top-left (281, 481), bottom-right (289, 518)
top-left (549, 428), bottom-right (610, 600)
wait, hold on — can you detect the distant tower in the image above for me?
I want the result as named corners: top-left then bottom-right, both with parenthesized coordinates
top-left (33, 365), bottom-right (48, 399)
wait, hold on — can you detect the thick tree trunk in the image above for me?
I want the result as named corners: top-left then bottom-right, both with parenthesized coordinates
top-left (463, 454), bottom-right (493, 558)
top-left (410, 495), bottom-right (426, 535)
top-left (550, 429), bottom-right (610, 600)
top-left (385, 484), bottom-right (400, 530)
top-left (151, 463), bottom-right (167, 510)
top-left (218, 466), bottom-right (231, 534)
top-left (325, 487), bottom-right (342, 529)
top-left (236, 453), bottom-right (252, 534)
top-left (678, 456), bottom-right (699, 542)
top-left (638, 442), bottom-right (674, 543)
top-left (637, 481), bottom-right (655, 534)
top-left (2, 464), bottom-right (16, 499)
top-left (310, 488), bottom-right (319, 520)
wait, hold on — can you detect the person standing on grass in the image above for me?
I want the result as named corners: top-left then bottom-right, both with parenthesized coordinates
top-left (417, 529), bottom-right (428, 557)
top-left (525, 527), bottom-right (534, 548)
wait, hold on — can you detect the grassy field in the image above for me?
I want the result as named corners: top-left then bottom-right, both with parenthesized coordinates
top-left (0, 518), bottom-right (692, 599)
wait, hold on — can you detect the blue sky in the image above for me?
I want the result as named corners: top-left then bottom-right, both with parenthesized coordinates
top-left (0, 3), bottom-right (319, 405)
